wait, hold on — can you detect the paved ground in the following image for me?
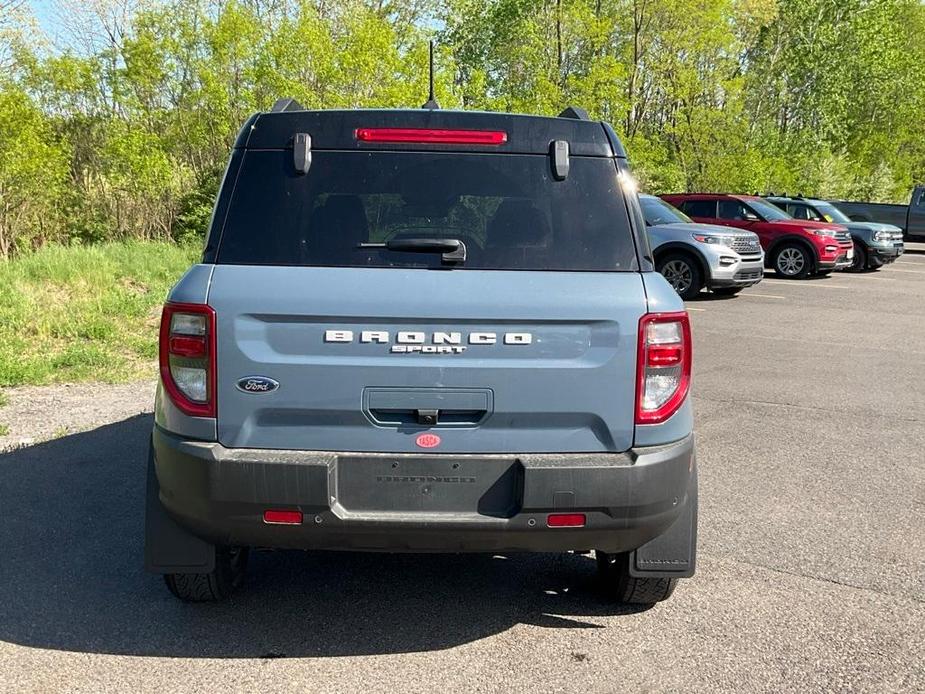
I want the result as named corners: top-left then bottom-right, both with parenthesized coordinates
top-left (1, 253), bottom-right (923, 693)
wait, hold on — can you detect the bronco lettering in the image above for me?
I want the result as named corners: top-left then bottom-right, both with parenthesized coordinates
top-left (324, 329), bottom-right (532, 354)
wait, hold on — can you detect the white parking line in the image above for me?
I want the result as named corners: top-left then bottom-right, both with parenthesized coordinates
top-left (761, 279), bottom-right (851, 289)
top-left (685, 307), bottom-right (707, 312)
top-left (882, 267), bottom-right (925, 274)
top-left (895, 260), bottom-right (925, 265)
top-left (740, 292), bottom-right (786, 299)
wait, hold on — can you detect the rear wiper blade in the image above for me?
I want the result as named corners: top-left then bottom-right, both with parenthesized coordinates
top-left (359, 238), bottom-right (467, 265)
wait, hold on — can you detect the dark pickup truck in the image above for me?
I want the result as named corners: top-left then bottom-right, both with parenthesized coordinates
top-left (831, 186), bottom-right (925, 240)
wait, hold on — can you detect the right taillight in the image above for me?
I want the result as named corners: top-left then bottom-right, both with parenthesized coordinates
top-left (636, 312), bottom-right (692, 424)
top-left (159, 302), bottom-right (216, 418)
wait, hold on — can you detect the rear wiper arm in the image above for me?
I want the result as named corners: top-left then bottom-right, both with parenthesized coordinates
top-left (359, 238), bottom-right (467, 265)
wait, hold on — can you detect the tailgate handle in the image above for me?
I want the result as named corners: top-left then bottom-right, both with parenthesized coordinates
top-left (368, 407), bottom-right (487, 427)
top-left (363, 388), bottom-right (493, 428)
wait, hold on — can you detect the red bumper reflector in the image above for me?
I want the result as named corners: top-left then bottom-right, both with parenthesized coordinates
top-left (263, 510), bottom-right (303, 525)
top-left (355, 127), bottom-right (508, 145)
top-left (546, 513), bottom-right (586, 528)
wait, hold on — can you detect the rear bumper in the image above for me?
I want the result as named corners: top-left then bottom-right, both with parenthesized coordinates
top-left (150, 426), bottom-right (696, 560)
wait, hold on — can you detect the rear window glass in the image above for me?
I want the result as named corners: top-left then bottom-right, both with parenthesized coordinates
top-left (215, 151), bottom-right (637, 271)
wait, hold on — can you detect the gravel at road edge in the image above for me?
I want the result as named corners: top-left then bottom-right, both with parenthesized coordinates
top-left (0, 381), bottom-right (155, 452)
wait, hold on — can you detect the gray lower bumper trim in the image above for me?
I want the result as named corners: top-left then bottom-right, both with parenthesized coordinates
top-left (148, 428), bottom-right (697, 563)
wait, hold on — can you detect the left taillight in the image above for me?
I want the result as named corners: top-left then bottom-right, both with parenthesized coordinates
top-left (159, 302), bottom-right (216, 418)
top-left (635, 312), bottom-right (692, 425)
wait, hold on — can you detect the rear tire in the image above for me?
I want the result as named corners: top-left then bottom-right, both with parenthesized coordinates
top-left (711, 287), bottom-right (743, 296)
top-left (772, 243), bottom-right (812, 279)
top-left (596, 551), bottom-right (678, 605)
top-left (846, 243), bottom-right (868, 272)
top-left (164, 546), bottom-right (249, 602)
top-left (656, 252), bottom-right (703, 300)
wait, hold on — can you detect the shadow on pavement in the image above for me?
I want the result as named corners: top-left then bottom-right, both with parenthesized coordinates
top-left (0, 416), bottom-right (643, 658)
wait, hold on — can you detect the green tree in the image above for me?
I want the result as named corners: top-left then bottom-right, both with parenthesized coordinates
top-left (3, 0), bottom-right (925, 259)
top-left (0, 81), bottom-right (69, 257)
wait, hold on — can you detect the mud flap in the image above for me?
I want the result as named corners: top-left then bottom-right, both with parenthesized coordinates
top-left (144, 439), bottom-right (216, 574)
top-left (629, 463), bottom-right (698, 578)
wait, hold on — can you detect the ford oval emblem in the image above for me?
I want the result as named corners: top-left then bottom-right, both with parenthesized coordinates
top-left (416, 433), bottom-right (441, 449)
top-left (236, 376), bottom-right (279, 394)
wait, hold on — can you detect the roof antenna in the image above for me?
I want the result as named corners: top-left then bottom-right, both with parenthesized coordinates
top-left (422, 40), bottom-right (440, 110)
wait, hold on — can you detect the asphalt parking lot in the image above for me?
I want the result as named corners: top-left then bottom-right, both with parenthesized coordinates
top-left (1, 252), bottom-right (923, 693)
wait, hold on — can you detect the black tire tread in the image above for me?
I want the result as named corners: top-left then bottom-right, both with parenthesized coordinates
top-left (846, 243), bottom-right (867, 272)
top-left (163, 547), bottom-right (248, 602)
top-left (617, 574), bottom-right (678, 604)
top-left (165, 572), bottom-right (225, 602)
top-left (596, 551), bottom-right (680, 605)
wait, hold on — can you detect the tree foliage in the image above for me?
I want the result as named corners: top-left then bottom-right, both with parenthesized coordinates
top-left (0, 0), bottom-right (924, 257)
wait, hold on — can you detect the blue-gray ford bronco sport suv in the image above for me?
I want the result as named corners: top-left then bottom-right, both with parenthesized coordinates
top-left (145, 102), bottom-right (698, 604)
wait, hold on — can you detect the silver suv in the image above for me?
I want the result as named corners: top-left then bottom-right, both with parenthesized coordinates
top-left (640, 194), bottom-right (764, 299)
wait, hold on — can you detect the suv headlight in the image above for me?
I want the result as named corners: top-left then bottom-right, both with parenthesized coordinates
top-left (873, 230), bottom-right (891, 242)
top-left (692, 233), bottom-right (735, 246)
top-left (805, 228), bottom-right (836, 238)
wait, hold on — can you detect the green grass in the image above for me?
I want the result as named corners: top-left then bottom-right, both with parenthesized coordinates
top-left (0, 241), bottom-right (201, 386)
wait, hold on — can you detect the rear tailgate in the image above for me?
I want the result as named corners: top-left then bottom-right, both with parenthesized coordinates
top-left (209, 267), bottom-right (645, 454)
top-left (207, 131), bottom-right (646, 455)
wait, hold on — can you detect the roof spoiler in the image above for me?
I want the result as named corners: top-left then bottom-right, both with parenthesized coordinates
top-left (558, 106), bottom-right (590, 120)
top-left (271, 98), bottom-right (305, 113)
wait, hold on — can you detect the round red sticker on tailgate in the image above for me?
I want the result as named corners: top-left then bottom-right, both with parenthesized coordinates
top-left (416, 433), bottom-right (441, 448)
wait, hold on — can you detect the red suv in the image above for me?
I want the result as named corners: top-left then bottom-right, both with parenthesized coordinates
top-left (660, 194), bottom-right (853, 278)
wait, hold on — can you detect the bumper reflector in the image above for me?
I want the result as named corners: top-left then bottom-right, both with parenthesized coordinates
top-left (263, 510), bottom-right (303, 525)
top-left (546, 513), bottom-right (586, 528)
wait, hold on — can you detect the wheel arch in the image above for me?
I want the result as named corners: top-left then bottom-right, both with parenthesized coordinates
top-left (652, 242), bottom-right (711, 282)
top-left (850, 234), bottom-right (870, 252)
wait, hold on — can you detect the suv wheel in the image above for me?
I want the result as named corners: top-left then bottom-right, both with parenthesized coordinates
top-left (773, 244), bottom-right (811, 279)
top-left (656, 253), bottom-right (703, 300)
top-left (164, 546), bottom-right (249, 602)
top-left (596, 551), bottom-right (678, 605)
top-left (847, 243), bottom-right (868, 272)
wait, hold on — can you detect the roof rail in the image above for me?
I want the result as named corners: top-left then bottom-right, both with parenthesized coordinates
top-left (270, 98), bottom-right (305, 113)
top-left (558, 106), bottom-right (590, 120)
